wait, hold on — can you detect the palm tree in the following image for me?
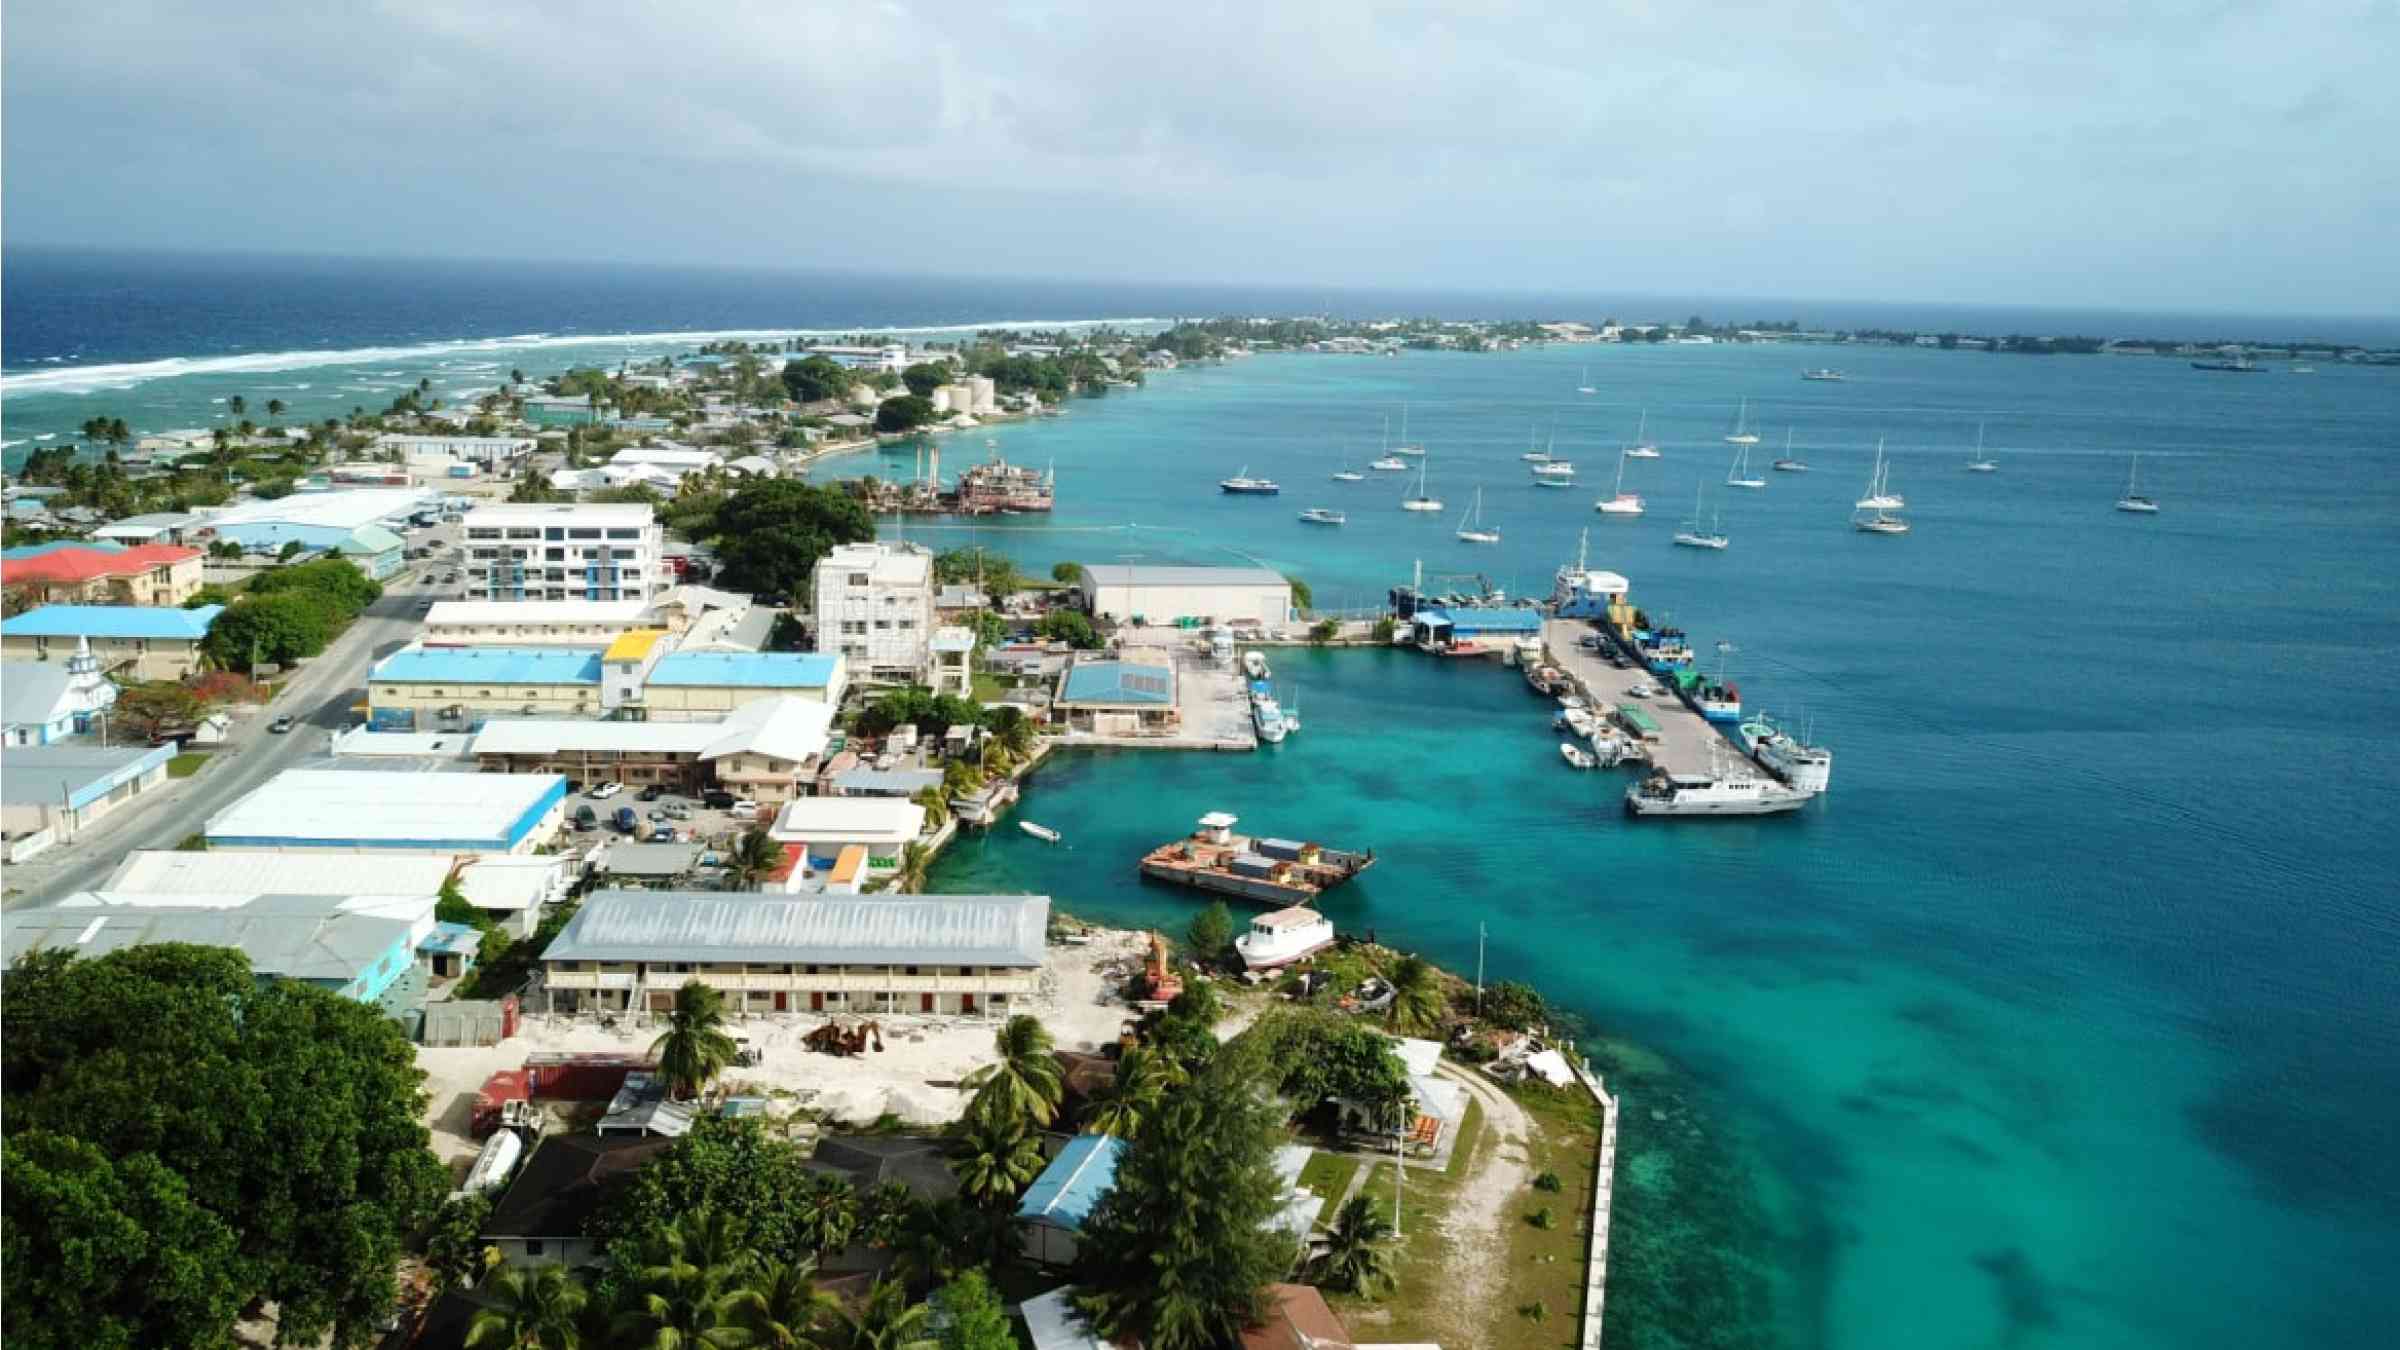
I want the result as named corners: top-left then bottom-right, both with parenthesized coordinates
top-left (822, 1279), bottom-right (937, 1350)
top-left (728, 827), bottom-right (785, 891)
top-left (961, 1015), bottom-right (1062, 1128)
top-left (909, 786), bottom-right (949, 830)
top-left (940, 759), bottom-right (983, 799)
top-left (952, 1112), bottom-right (1044, 1209)
top-left (1085, 1045), bottom-right (1169, 1139)
top-left (1384, 954), bottom-right (1448, 1037)
top-left (651, 979), bottom-right (740, 1100)
top-left (795, 1171), bottom-right (861, 1260)
top-left (1313, 1194), bottom-right (1398, 1295)
top-left (721, 1255), bottom-right (836, 1350)
top-left (228, 394), bottom-right (246, 417)
top-left (988, 705), bottom-right (1035, 758)
top-left (888, 1197), bottom-right (969, 1289)
top-left (889, 841), bottom-right (932, 894)
top-left (611, 1208), bottom-right (757, 1348)
top-left (465, 1264), bottom-right (588, 1349)
top-left (266, 398), bottom-right (286, 418)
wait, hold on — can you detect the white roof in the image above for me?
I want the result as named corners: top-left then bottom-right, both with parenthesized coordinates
top-left (1521, 1048), bottom-right (1576, 1087)
top-left (426, 599), bottom-right (652, 627)
top-left (460, 502), bottom-right (656, 526)
top-left (104, 849), bottom-right (458, 896)
top-left (1389, 1035), bottom-right (1444, 1077)
top-left (700, 697), bottom-right (834, 765)
top-left (457, 855), bottom-right (568, 911)
top-left (207, 770), bottom-right (562, 845)
top-left (769, 796), bottom-right (925, 844)
top-left (549, 468), bottom-right (610, 490)
top-left (328, 728), bottom-right (477, 760)
top-left (1198, 811), bottom-right (1239, 829)
top-left (209, 487), bottom-right (433, 530)
top-left (1018, 1290), bottom-right (1114, 1350)
top-left (818, 542), bottom-right (932, 585)
top-left (472, 719), bottom-right (727, 756)
top-left (52, 889), bottom-right (436, 925)
top-left (1081, 564), bottom-right (1288, 590)
top-left (611, 445), bottom-right (720, 469)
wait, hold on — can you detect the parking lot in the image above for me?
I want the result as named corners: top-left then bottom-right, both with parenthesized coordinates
top-left (561, 780), bottom-right (768, 855)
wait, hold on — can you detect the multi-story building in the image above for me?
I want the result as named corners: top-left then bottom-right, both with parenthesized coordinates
top-left (365, 642), bottom-right (845, 730)
top-left (1, 541), bottom-right (206, 606)
top-left (792, 344), bottom-right (908, 374)
top-left (374, 434), bottom-right (538, 467)
top-left (811, 542), bottom-right (934, 685)
top-left (459, 503), bottom-right (665, 604)
top-left (0, 604), bottom-right (226, 681)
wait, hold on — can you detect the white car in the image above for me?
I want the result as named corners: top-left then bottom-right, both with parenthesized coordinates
top-left (588, 781), bottom-right (625, 800)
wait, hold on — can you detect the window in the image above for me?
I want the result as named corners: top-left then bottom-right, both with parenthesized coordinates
top-left (525, 1240), bottom-right (546, 1257)
top-left (569, 528), bottom-right (601, 540)
top-left (607, 528), bottom-right (639, 539)
top-left (848, 573), bottom-right (869, 586)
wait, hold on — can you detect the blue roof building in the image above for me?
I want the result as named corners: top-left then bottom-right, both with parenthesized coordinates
top-left (1058, 659), bottom-right (1176, 705)
top-left (2, 604), bottom-right (223, 640)
top-left (1016, 1134), bottom-right (1128, 1266)
top-left (648, 651), bottom-right (841, 690)
top-left (372, 645), bottom-right (608, 686)
top-left (1411, 605), bottom-right (1544, 652)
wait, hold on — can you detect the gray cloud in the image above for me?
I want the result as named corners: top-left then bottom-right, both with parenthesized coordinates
top-left (5, 0), bottom-right (2395, 311)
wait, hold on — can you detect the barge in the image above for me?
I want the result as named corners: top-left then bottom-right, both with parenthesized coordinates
top-left (1139, 812), bottom-right (1375, 906)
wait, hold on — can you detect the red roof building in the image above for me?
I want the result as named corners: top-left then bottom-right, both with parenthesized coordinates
top-left (2, 543), bottom-right (206, 607)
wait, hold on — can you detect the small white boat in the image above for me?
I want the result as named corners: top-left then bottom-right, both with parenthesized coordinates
top-left (1456, 487), bottom-right (1500, 543)
top-left (1625, 409), bottom-right (1662, 458)
top-left (1772, 427), bottom-right (1808, 472)
top-left (1724, 397), bottom-right (1761, 446)
top-left (1965, 422), bottom-right (1997, 473)
top-left (1532, 460), bottom-right (1576, 485)
top-left (1370, 456), bottom-right (1408, 471)
top-left (1577, 365), bottom-right (1597, 395)
top-left (2116, 452), bottom-right (2159, 513)
top-left (1299, 507), bottom-right (1346, 525)
top-left (1243, 650), bottom-right (1270, 680)
top-left (1801, 368), bottom-right (1844, 382)
top-left (1854, 513), bottom-right (1910, 534)
top-left (1596, 449), bottom-right (1644, 515)
top-left (1726, 442), bottom-right (1765, 489)
top-left (1019, 821), bottom-right (1062, 843)
top-left (1235, 906), bottom-right (1335, 970)
top-left (1332, 466), bottom-right (1366, 482)
top-left (1557, 706), bottom-right (1598, 737)
top-left (1561, 742), bottom-right (1598, 770)
top-left (1673, 483), bottom-right (1729, 549)
top-left (1401, 456), bottom-right (1443, 512)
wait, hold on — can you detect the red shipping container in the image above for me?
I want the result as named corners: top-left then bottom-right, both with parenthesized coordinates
top-left (470, 1069), bottom-right (530, 1138)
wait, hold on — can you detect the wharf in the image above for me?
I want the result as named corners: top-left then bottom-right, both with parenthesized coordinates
top-left (1137, 815), bottom-right (1375, 907)
top-left (1541, 618), bottom-right (1730, 778)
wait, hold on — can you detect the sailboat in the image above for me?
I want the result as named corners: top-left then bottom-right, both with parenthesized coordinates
top-left (1393, 404), bottom-right (1425, 457)
top-left (1724, 398), bottom-right (1761, 446)
top-left (1522, 424), bottom-right (1550, 462)
top-left (2115, 453), bottom-right (2159, 513)
top-left (1674, 482), bottom-right (1729, 549)
top-left (1456, 487), bottom-right (1501, 543)
top-left (1400, 456), bottom-right (1443, 512)
top-left (1531, 428), bottom-right (1575, 484)
top-left (1596, 450), bottom-right (1645, 515)
top-left (1965, 422), bottom-right (1997, 473)
top-left (1772, 427), bottom-right (1808, 472)
top-left (1369, 413), bottom-right (1406, 471)
top-left (1625, 409), bottom-right (1661, 458)
top-left (1726, 441), bottom-right (1765, 489)
top-left (1577, 365), bottom-right (1597, 395)
top-left (1855, 439), bottom-right (1905, 510)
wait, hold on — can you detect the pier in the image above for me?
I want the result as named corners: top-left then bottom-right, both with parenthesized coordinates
top-left (1541, 617), bottom-right (1734, 777)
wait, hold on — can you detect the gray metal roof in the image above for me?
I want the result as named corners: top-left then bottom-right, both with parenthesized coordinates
top-left (546, 891), bottom-right (1050, 967)
top-left (598, 843), bottom-right (702, 876)
top-left (3, 895), bottom-right (416, 983)
top-left (1080, 564), bottom-right (1289, 589)
top-left (0, 660), bottom-right (77, 727)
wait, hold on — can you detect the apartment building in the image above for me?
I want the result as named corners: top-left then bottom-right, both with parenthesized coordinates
top-left (459, 503), bottom-right (665, 604)
top-left (811, 542), bottom-right (934, 685)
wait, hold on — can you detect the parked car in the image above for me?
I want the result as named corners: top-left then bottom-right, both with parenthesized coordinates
top-left (613, 807), bottom-right (639, 833)
top-left (700, 790), bottom-right (738, 810)
top-left (665, 805), bottom-right (693, 820)
top-left (572, 805), bottom-right (598, 832)
top-left (590, 782), bottom-right (624, 800)
top-left (268, 715), bottom-right (295, 734)
top-left (638, 784), bottom-right (665, 802)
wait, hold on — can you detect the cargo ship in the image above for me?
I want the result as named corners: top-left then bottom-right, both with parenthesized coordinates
top-left (1139, 812), bottom-right (1375, 905)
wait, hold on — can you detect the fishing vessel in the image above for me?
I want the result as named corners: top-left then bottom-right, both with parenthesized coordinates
top-left (1625, 766), bottom-right (1811, 816)
top-left (1455, 487), bottom-right (1501, 543)
top-left (1683, 641), bottom-right (1742, 722)
top-left (1625, 410), bottom-right (1662, 458)
top-left (1532, 459), bottom-right (1577, 486)
top-left (1393, 404), bottom-right (1425, 456)
top-left (1673, 483), bottom-right (1729, 549)
top-left (1139, 812), bottom-right (1376, 906)
top-left (1560, 742), bottom-right (1598, 769)
top-left (1856, 440), bottom-right (1906, 509)
top-left (2115, 453), bottom-right (2159, 513)
top-left (1726, 442), bottom-right (1766, 489)
top-left (1400, 457), bottom-right (1443, 512)
top-left (1724, 398), bottom-right (1762, 446)
top-left (1243, 650), bottom-right (1270, 680)
top-left (1299, 507), bottom-right (1346, 525)
top-left (1250, 690), bottom-right (1288, 743)
top-left (1801, 368), bottom-right (1845, 381)
top-left (1596, 450), bottom-right (1645, 515)
top-left (1577, 366), bottom-right (1597, 395)
top-left (1019, 821), bottom-right (1062, 843)
top-left (1219, 467), bottom-right (1280, 495)
top-left (1772, 428), bottom-right (1808, 471)
top-left (1965, 423), bottom-right (1997, 473)
top-left (1738, 713), bottom-right (1834, 793)
top-left (1233, 907), bottom-right (1336, 970)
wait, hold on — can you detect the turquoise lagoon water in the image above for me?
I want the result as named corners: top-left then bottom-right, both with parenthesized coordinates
top-left (897, 345), bottom-right (2400, 1350)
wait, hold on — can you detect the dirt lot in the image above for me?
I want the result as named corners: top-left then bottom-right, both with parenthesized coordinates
top-left (415, 927), bottom-right (1155, 1169)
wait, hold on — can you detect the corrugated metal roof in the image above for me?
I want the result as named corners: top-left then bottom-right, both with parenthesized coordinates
top-left (597, 844), bottom-right (701, 876)
top-left (472, 718), bottom-right (722, 755)
top-left (830, 768), bottom-right (945, 794)
top-left (648, 652), bottom-right (840, 688)
top-left (3, 894), bottom-right (418, 984)
top-left (1016, 1134), bottom-right (1127, 1231)
top-left (206, 769), bottom-right (563, 847)
top-left (0, 744), bottom-right (175, 808)
top-left (105, 849), bottom-right (457, 896)
top-left (1058, 660), bottom-right (1175, 705)
top-left (2, 604), bottom-right (224, 640)
top-left (0, 660), bottom-right (78, 726)
top-left (1081, 564), bottom-right (1288, 589)
top-left (545, 891), bottom-right (1050, 966)
top-left (1416, 605), bottom-right (1544, 633)
top-left (371, 645), bottom-right (604, 685)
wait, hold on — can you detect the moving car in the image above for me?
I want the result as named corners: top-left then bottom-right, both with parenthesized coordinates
top-left (638, 785), bottom-right (666, 802)
top-left (268, 715), bottom-right (296, 734)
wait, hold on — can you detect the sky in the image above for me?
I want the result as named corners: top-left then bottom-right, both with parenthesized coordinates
top-left (5, 0), bottom-right (2398, 314)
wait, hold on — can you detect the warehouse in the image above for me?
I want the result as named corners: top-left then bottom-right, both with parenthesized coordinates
top-left (366, 644), bottom-right (846, 730)
top-left (1076, 565), bottom-right (1294, 630)
top-left (4, 891), bottom-right (440, 1006)
top-left (206, 769), bottom-right (566, 853)
top-left (539, 890), bottom-right (1050, 1015)
top-left (1, 743), bottom-right (177, 842)
top-left (204, 488), bottom-right (432, 574)
top-left (1054, 657), bottom-right (1180, 736)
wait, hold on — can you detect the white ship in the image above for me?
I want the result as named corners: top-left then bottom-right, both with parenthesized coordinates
top-left (1625, 768), bottom-right (1811, 816)
top-left (1739, 714), bottom-right (1833, 793)
top-left (1251, 691), bottom-right (1288, 743)
top-left (1234, 906), bottom-right (1336, 970)
top-left (1532, 460), bottom-right (1577, 485)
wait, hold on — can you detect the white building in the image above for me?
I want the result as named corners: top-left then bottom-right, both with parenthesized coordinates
top-left (1077, 565), bottom-right (1295, 630)
top-left (795, 344), bottom-right (908, 374)
top-left (375, 434), bottom-right (537, 467)
top-left (205, 769), bottom-right (567, 854)
top-left (459, 502), bottom-right (665, 604)
top-left (811, 542), bottom-right (935, 685)
top-left (609, 444), bottom-right (721, 478)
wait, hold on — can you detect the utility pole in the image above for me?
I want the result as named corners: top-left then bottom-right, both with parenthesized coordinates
top-left (1476, 921), bottom-right (1486, 1016)
top-left (1393, 1124), bottom-right (1404, 1237)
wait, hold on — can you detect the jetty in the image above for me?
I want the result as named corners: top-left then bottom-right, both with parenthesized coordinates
top-left (1541, 617), bottom-right (1728, 777)
top-left (1137, 811), bottom-right (1375, 906)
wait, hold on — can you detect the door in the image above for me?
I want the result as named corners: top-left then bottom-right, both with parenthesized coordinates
top-left (961, 993), bottom-right (976, 1014)
top-left (775, 991), bottom-right (788, 1013)
top-left (920, 993), bottom-right (935, 1013)
top-left (810, 991), bottom-right (824, 1013)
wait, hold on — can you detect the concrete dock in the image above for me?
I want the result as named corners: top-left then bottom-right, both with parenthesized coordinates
top-left (1541, 618), bottom-right (1735, 777)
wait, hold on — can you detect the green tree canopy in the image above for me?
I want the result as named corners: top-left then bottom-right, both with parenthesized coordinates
top-left (708, 479), bottom-right (876, 602)
top-left (1050, 560), bottom-right (1086, 585)
top-left (1, 944), bottom-right (446, 1348)
top-left (1186, 901), bottom-right (1232, 965)
top-left (782, 355), bottom-right (854, 404)
top-left (932, 547), bottom-right (1027, 599)
top-left (592, 1117), bottom-right (828, 1272)
top-left (933, 1269), bottom-right (1014, 1350)
top-left (1283, 574), bottom-right (1312, 612)
top-left (900, 363), bottom-right (949, 398)
top-left (1036, 609), bottom-right (1101, 650)
top-left (204, 591), bottom-right (335, 671)
top-left (875, 395), bottom-right (937, 433)
top-left (1480, 979), bottom-right (1549, 1031)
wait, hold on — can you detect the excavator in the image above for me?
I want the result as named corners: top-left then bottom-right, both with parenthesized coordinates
top-left (801, 1019), bottom-right (886, 1056)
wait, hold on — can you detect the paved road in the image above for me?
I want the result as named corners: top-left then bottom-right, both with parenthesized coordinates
top-left (3, 570), bottom-right (443, 910)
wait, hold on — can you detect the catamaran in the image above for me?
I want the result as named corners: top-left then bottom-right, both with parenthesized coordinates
top-left (1456, 487), bottom-right (1500, 543)
top-left (1673, 482), bottom-right (1728, 549)
top-left (1724, 397), bottom-right (1761, 446)
top-left (1400, 456), bottom-right (1443, 512)
top-left (1772, 427), bottom-right (1808, 472)
top-left (1219, 466), bottom-right (1280, 495)
top-left (1596, 450), bottom-right (1645, 515)
top-left (1577, 366), bottom-right (1597, 395)
top-left (1726, 441), bottom-right (1765, 489)
top-left (1393, 404), bottom-right (1425, 456)
top-left (1625, 409), bottom-right (1661, 458)
top-left (1855, 439), bottom-right (1905, 510)
top-left (1965, 422), bottom-right (1997, 473)
top-left (2115, 452), bottom-right (2159, 513)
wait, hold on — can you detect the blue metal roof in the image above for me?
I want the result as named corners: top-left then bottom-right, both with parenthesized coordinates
top-left (370, 645), bottom-right (604, 685)
top-left (1059, 660), bottom-right (1175, 705)
top-left (648, 652), bottom-right (840, 689)
top-left (1016, 1134), bottom-right (1127, 1232)
top-left (1, 604), bottom-right (224, 640)
top-left (1416, 605), bottom-right (1543, 634)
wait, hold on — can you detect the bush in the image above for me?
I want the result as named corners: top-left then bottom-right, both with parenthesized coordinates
top-left (875, 394), bottom-right (937, 433)
top-left (1527, 1206), bottom-right (1556, 1230)
top-left (1370, 616), bottom-right (1397, 642)
top-left (246, 558), bottom-right (382, 619)
top-left (1533, 1170), bottom-right (1564, 1193)
top-left (1036, 609), bottom-right (1101, 650)
top-left (1480, 979), bottom-right (1549, 1032)
top-left (1310, 618), bottom-right (1340, 644)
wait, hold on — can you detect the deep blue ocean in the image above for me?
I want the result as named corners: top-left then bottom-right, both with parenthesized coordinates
top-left (6, 249), bottom-right (2398, 1350)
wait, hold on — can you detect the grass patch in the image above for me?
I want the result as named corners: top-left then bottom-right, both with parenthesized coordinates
top-left (1296, 1150), bottom-right (1362, 1225)
top-left (166, 752), bottom-right (213, 778)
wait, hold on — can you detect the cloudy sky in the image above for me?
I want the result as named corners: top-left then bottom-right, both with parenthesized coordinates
top-left (6, 0), bottom-right (2396, 313)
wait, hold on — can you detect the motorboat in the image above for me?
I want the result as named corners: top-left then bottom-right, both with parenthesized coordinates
top-left (1625, 769), bottom-right (1811, 816)
top-left (1299, 507), bottom-right (1346, 525)
top-left (1740, 713), bottom-right (1833, 793)
top-left (1019, 821), bottom-right (1062, 843)
top-left (1243, 650), bottom-right (1270, 680)
top-left (2116, 452), bottom-right (2159, 513)
top-left (1219, 466), bottom-right (1280, 495)
top-left (1456, 487), bottom-right (1501, 544)
top-left (1234, 907), bottom-right (1336, 970)
top-left (1561, 742), bottom-right (1598, 770)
